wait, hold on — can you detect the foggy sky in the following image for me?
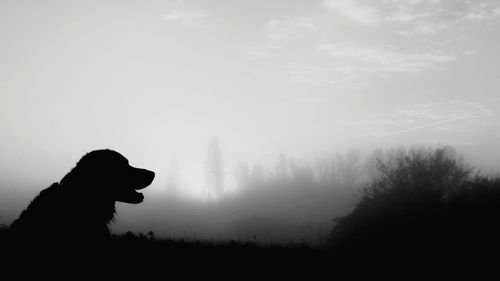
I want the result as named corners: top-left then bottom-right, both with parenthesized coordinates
top-left (1, 0), bottom-right (500, 240)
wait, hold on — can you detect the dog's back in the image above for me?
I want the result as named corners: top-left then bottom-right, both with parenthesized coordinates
top-left (10, 183), bottom-right (63, 234)
top-left (9, 183), bottom-right (112, 266)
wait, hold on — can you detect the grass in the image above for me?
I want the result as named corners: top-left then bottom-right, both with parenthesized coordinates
top-left (0, 226), bottom-right (332, 275)
top-left (106, 231), bottom-right (330, 270)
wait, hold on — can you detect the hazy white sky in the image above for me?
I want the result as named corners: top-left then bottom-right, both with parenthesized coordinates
top-left (1, 0), bottom-right (500, 194)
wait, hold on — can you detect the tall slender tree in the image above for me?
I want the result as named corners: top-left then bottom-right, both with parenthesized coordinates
top-left (205, 137), bottom-right (224, 199)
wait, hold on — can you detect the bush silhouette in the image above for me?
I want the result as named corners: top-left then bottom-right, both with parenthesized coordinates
top-left (327, 146), bottom-right (500, 262)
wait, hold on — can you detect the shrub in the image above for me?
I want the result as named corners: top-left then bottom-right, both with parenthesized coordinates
top-left (327, 146), bottom-right (500, 261)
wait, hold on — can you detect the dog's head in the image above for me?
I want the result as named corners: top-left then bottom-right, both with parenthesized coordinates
top-left (61, 149), bottom-right (155, 204)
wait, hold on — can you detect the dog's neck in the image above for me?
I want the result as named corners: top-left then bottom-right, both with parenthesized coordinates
top-left (92, 199), bottom-right (117, 225)
top-left (58, 181), bottom-right (117, 225)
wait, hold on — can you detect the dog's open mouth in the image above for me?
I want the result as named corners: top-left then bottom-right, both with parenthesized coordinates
top-left (117, 169), bottom-right (155, 204)
top-left (128, 181), bottom-right (149, 203)
top-left (129, 189), bottom-right (145, 203)
top-left (116, 189), bottom-right (144, 204)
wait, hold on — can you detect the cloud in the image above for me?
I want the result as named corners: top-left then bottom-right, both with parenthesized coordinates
top-left (382, 100), bottom-right (493, 133)
top-left (332, 99), bottom-right (493, 137)
top-left (375, 116), bottom-right (470, 137)
top-left (393, 100), bottom-right (492, 120)
top-left (246, 17), bottom-right (317, 59)
top-left (264, 17), bottom-right (317, 40)
top-left (286, 64), bottom-right (336, 87)
top-left (324, 0), bottom-right (500, 36)
top-left (246, 0), bottom-right (497, 91)
top-left (285, 43), bottom-right (456, 89)
top-left (162, 10), bottom-right (210, 27)
top-left (463, 50), bottom-right (477, 56)
top-left (462, 1), bottom-right (500, 22)
top-left (324, 0), bottom-right (381, 26)
top-left (398, 22), bottom-right (449, 36)
top-left (463, 13), bottom-right (486, 22)
top-left (318, 43), bottom-right (456, 72)
top-left (286, 63), bottom-right (367, 89)
top-left (246, 44), bottom-right (280, 58)
top-left (296, 97), bottom-right (327, 104)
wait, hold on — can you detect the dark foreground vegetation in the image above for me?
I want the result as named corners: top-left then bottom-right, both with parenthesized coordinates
top-left (329, 147), bottom-right (500, 263)
top-left (0, 226), bottom-right (330, 276)
top-left (2, 146), bottom-right (500, 275)
top-left (107, 231), bottom-right (328, 275)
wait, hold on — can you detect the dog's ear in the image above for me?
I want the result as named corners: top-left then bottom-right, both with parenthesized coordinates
top-left (60, 155), bottom-right (104, 187)
top-left (60, 164), bottom-right (86, 187)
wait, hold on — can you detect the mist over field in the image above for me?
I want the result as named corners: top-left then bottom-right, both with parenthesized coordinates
top-left (1, 0), bottom-right (500, 251)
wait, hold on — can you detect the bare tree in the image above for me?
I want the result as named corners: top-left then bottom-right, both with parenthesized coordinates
top-left (234, 161), bottom-right (250, 189)
top-left (336, 148), bottom-right (362, 187)
top-left (251, 163), bottom-right (265, 184)
top-left (275, 153), bottom-right (289, 182)
top-left (316, 157), bottom-right (337, 185)
top-left (288, 157), bottom-right (314, 185)
top-left (205, 137), bottom-right (224, 199)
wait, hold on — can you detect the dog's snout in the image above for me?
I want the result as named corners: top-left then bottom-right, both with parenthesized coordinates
top-left (133, 168), bottom-right (155, 189)
top-left (146, 170), bottom-right (155, 183)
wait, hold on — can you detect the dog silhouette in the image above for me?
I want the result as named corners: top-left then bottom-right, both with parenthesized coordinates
top-left (8, 149), bottom-right (155, 267)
